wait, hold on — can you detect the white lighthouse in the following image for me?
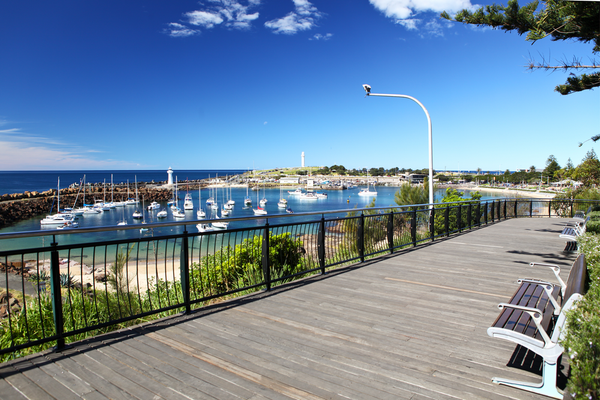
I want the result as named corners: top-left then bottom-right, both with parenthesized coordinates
top-left (301, 152), bottom-right (305, 168)
top-left (167, 167), bottom-right (174, 186)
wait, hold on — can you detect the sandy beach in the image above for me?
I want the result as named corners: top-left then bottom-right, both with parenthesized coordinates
top-left (453, 185), bottom-right (557, 199)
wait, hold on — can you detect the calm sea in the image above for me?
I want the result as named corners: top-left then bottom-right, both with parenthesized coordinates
top-left (0, 170), bottom-right (247, 196)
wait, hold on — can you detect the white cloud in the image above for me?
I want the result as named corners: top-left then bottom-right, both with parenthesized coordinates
top-left (265, 0), bottom-right (323, 35)
top-left (186, 11), bottom-right (224, 28)
top-left (310, 33), bottom-right (333, 40)
top-left (166, 23), bottom-right (199, 37)
top-left (423, 19), bottom-right (444, 36)
top-left (369, 0), bottom-right (475, 32)
top-left (168, 0), bottom-right (262, 36)
top-left (396, 19), bottom-right (419, 30)
top-left (0, 128), bottom-right (139, 170)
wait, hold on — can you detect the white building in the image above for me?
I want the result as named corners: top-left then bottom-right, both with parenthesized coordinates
top-left (301, 152), bottom-right (305, 168)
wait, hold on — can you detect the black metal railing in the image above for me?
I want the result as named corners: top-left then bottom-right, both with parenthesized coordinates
top-left (0, 197), bottom-right (597, 360)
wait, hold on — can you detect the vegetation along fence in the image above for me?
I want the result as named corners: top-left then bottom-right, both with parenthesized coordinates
top-left (0, 197), bottom-right (597, 362)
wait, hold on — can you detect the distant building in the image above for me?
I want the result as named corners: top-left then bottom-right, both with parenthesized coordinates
top-left (408, 174), bottom-right (426, 183)
top-left (280, 177), bottom-right (300, 184)
top-left (301, 152), bottom-right (305, 168)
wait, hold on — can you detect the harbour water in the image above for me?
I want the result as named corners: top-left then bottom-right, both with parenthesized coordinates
top-left (0, 170), bottom-right (511, 251)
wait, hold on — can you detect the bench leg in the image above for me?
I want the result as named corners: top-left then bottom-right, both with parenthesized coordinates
top-left (492, 361), bottom-right (562, 399)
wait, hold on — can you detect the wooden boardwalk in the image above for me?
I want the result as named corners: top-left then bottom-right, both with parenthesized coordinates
top-left (0, 218), bottom-right (577, 399)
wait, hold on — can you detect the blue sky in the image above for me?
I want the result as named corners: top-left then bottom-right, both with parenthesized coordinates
top-left (1, 0), bottom-right (597, 172)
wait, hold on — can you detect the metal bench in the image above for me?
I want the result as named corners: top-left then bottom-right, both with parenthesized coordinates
top-left (559, 216), bottom-right (590, 253)
top-left (487, 254), bottom-right (587, 399)
top-left (572, 206), bottom-right (592, 223)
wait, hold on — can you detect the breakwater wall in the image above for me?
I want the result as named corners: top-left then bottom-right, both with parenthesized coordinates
top-left (0, 185), bottom-right (175, 228)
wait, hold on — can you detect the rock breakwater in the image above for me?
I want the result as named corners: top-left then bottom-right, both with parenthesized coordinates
top-left (0, 186), bottom-right (174, 228)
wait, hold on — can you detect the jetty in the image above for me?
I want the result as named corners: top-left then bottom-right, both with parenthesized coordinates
top-left (0, 217), bottom-right (573, 399)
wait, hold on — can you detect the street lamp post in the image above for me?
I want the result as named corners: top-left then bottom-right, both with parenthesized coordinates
top-left (362, 84), bottom-right (434, 206)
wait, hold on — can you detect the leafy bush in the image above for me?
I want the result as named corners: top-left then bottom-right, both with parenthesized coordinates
top-left (433, 189), bottom-right (482, 235)
top-left (563, 233), bottom-right (600, 399)
top-left (59, 273), bottom-right (75, 288)
top-left (587, 221), bottom-right (600, 235)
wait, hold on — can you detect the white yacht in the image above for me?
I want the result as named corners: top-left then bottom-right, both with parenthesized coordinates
top-left (287, 188), bottom-right (304, 196)
top-left (183, 193), bottom-right (194, 210)
top-left (157, 208), bottom-right (168, 218)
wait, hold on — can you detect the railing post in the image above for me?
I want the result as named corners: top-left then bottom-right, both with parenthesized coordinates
top-left (467, 203), bottom-right (472, 229)
top-left (484, 202), bottom-right (489, 225)
top-left (358, 213), bottom-right (365, 262)
top-left (444, 206), bottom-right (450, 237)
top-left (387, 211), bottom-right (394, 253)
top-left (529, 200), bottom-right (533, 217)
top-left (457, 205), bottom-right (462, 233)
top-left (570, 200), bottom-right (574, 218)
top-left (411, 208), bottom-right (417, 246)
top-left (318, 215), bottom-right (326, 274)
top-left (50, 238), bottom-right (65, 350)
top-left (476, 202), bottom-right (481, 227)
top-left (429, 207), bottom-right (435, 241)
top-left (548, 200), bottom-right (551, 218)
top-left (514, 199), bottom-right (518, 217)
top-left (262, 222), bottom-right (271, 291)
top-left (491, 200), bottom-right (496, 222)
top-left (180, 228), bottom-right (191, 314)
top-left (503, 200), bottom-right (507, 219)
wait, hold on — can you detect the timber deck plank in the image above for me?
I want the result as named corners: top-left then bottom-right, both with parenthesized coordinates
top-left (0, 218), bottom-right (575, 399)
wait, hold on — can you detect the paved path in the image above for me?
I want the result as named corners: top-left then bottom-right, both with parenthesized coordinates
top-left (0, 218), bottom-right (575, 399)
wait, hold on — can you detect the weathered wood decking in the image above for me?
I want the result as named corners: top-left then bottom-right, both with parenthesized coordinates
top-left (0, 218), bottom-right (577, 399)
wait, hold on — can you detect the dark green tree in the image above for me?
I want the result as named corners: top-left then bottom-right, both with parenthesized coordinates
top-left (574, 149), bottom-right (600, 186)
top-left (544, 154), bottom-right (561, 178)
top-left (442, 0), bottom-right (600, 95)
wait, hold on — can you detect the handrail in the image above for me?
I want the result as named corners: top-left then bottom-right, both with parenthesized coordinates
top-left (0, 196), bottom-right (546, 240)
top-left (0, 197), bottom-right (597, 361)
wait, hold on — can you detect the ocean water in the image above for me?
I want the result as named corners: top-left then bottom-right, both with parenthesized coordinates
top-left (0, 169), bottom-right (247, 196)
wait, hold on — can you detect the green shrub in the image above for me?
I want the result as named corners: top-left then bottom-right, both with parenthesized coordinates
top-left (588, 211), bottom-right (600, 221)
top-left (563, 233), bottom-right (600, 399)
top-left (586, 221), bottom-right (600, 235)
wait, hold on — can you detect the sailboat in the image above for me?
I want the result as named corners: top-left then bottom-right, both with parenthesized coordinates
top-left (117, 202), bottom-right (128, 225)
top-left (125, 179), bottom-right (137, 205)
top-left (244, 183), bottom-right (252, 206)
top-left (226, 177), bottom-right (235, 206)
top-left (253, 183), bottom-right (267, 215)
top-left (172, 178), bottom-right (185, 218)
top-left (66, 179), bottom-right (84, 215)
top-left (183, 182), bottom-right (194, 210)
top-left (278, 181), bottom-right (287, 208)
top-left (259, 182), bottom-right (267, 206)
top-left (41, 177), bottom-right (77, 226)
top-left (358, 172), bottom-right (377, 196)
top-left (196, 186), bottom-right (206, 219)
top-left (139, 197), bottom-right (149, 232)
top-left (81, 176), bottom-right (100, 215)
top-left (205, 174), bottom-right (215, 206)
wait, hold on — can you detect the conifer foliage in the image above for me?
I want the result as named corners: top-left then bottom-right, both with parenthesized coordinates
top-left (441, 0), bottom-right (600, 95)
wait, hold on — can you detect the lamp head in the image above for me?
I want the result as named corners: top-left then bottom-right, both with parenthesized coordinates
top-left (362, 84), bottom-right (371, 94)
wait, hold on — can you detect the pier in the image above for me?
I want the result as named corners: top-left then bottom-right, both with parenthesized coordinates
top-left (0, 217), bottom-right (573, 399)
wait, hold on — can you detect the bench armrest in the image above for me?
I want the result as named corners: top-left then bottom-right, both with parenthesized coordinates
top-left (528, 262), bottom-right (566, 297)
top-left (496, 303), bottom-right (552, 345)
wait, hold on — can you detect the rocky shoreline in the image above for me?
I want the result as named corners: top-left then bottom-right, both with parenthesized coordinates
top-left (0, 184), bottom-right (175, 228)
